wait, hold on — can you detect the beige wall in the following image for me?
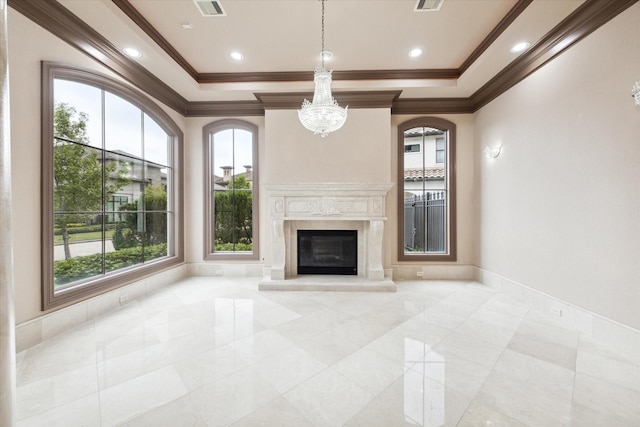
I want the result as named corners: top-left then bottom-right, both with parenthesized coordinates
top-left (261, 108), bottom-right (393, 267)
top-left (474, 4), bottom-right (640, 329)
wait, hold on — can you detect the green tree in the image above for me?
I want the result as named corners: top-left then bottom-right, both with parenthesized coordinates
top-left (227, 174), bottom-right (251, 190)
top-left (54, 102), bottom-right (129, 259)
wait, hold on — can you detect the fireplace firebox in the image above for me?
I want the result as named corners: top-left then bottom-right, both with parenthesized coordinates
top-left (297, 230), bottom-right (357, 275)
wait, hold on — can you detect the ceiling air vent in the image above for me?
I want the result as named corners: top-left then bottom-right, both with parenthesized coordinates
top-left (414, 0), bottom-right (444, 12)
top-left (193, 0), bottom-right (226, 17)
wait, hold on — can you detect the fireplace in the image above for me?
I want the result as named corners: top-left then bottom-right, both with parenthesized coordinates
top-left (297, 230), bottom-right (357, 275)
top-left (259, 182), bottom-right (396, 291)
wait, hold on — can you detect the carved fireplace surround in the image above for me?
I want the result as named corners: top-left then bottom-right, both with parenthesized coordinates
top-left (258, 182), bottom-right (396, 291)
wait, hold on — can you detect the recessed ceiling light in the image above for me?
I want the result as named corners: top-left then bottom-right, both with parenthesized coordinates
top-left (321, 50), bottom-right (333, 61)
top-left (229, 51), bottom-right (244, 61)
top-left (408, 48), bottom-right (423, 58)
top-left (181, 22), bottom-right (194, 29)
top-left (123, 47), bottom-right (142, 58)
top-left (510, 42), bottom-right (530, 53)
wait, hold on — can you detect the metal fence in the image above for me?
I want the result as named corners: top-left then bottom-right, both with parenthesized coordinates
top-left (404, 191), bottom-right (446, 253)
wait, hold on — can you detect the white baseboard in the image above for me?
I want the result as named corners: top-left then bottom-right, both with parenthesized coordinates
top-left (15, 264), bottom-right (188, 353)
top-left (186, 262), bottom-right (264, 277)
top-left (392, 264), bottom-right (475, 281)
top-left (474, 266), bottom-right (640, 362)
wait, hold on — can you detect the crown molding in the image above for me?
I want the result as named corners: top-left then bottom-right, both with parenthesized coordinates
top-left (199, 69), bottom-right (459, 84)
top-left (111, 0), bottom-right (198, 80)
top-left (8, 0), bottom-right (189, 114)
top-left (393, 98), bottom-right (475, 115)
top-left (9, 0), bottom-right (638, 117)
top-left (255, 91), bottom-right (402, 110)
top-left (111, 0), bottom-right (522, 84)
top-left (470, 0), bottom-right (639, 111)
top-left (458, 0), bottom-right (533, 76)
top-left (184, 101), bottom-right (264, 117)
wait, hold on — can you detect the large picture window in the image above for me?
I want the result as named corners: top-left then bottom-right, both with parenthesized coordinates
top-left (398, 117), bottom-right (456, 261)
top-left (204, 120), bottom-right (259, 260)
top-left (42, 63), bottom-right (183, 309)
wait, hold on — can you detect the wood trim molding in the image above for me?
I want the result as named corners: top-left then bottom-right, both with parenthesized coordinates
top-left (199, 69), bottom-right (459, 84)
top-left (9, 0), bottom-right (638, 116)
top-left (8, 0), bottom-right (189, 114)
top-left (185, 101), bottom-right (264, 117)
top-left (470, 0), bottom-right (639, 111)
top-left (254, 91), bottom-right (402, 110)
top-left (392, 98), bottom-right (475, 115)
top-left (458, 0), bottom-right (534, 75)
top-left (111, 0), bottom-right (199, 80)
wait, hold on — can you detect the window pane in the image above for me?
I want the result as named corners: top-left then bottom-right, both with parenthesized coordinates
top-left (53, 144), bottom-right (103, 214)
top-left (144, 161), bottom-right (168, 197)
top-left (144, 113), bottom-right (169, 166)
top-left (405, 144), bottom-right (420, 153)
top-left (435, 137), bottom-right (445, 163)
top-left (53, 80), bottom-right (103, 149)
top-left (110, 211), bottom-right (144, 272)
top-left (54, 213), bottom-right (105, 287)
top-left (233, 129), bottom-right (253, 172)
top-left (143, 183), bottom-right (168, 245)
top-left (105, 92), bottom-right (143, 158)
top-left (144, 212), bottom-right (168, 262)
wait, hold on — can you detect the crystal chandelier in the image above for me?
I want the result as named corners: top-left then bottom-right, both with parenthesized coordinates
top-left (298, 0), bottom-right (348, 137)
top-left (632, 81), bottom-right (640, 106)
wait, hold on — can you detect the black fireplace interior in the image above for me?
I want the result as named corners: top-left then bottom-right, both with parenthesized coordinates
top-left (297, 230), bottom-right (357, 275)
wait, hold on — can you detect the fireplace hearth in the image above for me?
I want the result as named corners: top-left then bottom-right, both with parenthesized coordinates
top-left (297, 230), bottom-right (357, 275)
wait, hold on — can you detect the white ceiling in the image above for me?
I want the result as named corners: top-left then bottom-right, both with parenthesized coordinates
top-left (57, 0), bottom-right (585, 102)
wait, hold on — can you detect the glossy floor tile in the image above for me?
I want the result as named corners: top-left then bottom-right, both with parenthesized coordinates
top-left (15, 277), bottom-right (640, 426)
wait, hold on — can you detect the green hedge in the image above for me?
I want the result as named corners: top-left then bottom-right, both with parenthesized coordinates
top-left (54, 223), bottom-right (117, 236)
top-left (54, 243), bottom-right (168, 286)
top-left (214, 242), bottom-right (253, 252)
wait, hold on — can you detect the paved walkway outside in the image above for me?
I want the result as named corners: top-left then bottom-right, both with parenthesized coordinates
top-left (54, 240), bottom-right (115, 261)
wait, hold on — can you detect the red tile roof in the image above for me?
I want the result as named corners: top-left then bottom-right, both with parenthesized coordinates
top-left (404, 166), bottom-right (445, 180)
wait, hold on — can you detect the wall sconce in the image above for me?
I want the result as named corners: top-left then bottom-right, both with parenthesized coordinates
top-left (632, 81), bottom-right (640, 106)
top-left (484, 146), bottom-right (501, 159)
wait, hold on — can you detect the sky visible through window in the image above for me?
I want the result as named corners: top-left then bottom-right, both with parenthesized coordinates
top-left (54, 79), bottom-right (169, 167)
top-left (213, 128), bottom-right (253, 178)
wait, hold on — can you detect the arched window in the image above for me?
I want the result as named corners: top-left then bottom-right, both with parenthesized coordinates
top-left (203, 120), bottom-right (259, 260)
top-left (42, 62), bottom-right (183, 310)
top-left (398, 117), bottom-right (456, 261)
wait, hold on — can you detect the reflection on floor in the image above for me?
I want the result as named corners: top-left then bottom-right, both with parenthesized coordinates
top-left (16, 277), bottom-right (640, 426)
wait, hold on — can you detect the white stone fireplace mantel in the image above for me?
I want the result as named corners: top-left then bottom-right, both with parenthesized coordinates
top-left (259, 182), bottom-right (396, 291)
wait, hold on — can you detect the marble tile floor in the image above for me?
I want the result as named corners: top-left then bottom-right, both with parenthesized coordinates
top-left (15, 277), bottom-right (640, 427)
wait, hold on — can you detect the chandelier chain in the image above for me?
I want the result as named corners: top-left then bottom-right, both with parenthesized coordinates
top-left (321, 0), bottom-right (325, 69)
